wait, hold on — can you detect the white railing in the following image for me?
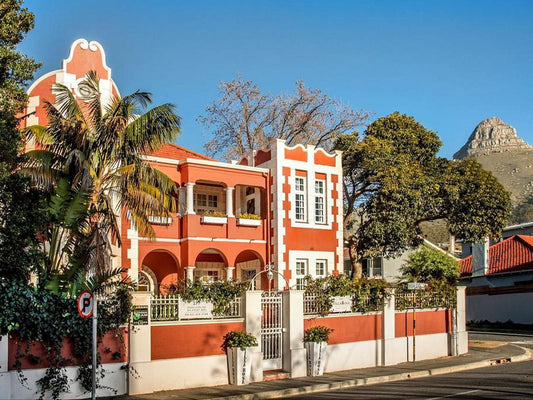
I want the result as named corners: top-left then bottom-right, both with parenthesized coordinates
top-left (303, 294), bottom-right (377, 315)
top-left (150, 294), bottom-right (242, 321)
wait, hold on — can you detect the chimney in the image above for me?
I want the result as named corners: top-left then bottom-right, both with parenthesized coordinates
top-left (471, 237), bottom-right (490, 277)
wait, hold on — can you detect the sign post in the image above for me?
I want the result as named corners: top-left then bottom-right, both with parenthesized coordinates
top-left (78, 291), bottom-right (97, 400)
top-left (407, 282), bottom-right (426, 362)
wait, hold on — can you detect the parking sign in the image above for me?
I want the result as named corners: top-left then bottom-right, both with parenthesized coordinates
top-left (77, 290), bottom-right (94, 318)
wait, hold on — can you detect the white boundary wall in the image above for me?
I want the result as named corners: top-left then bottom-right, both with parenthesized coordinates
top-left (0, 356), bottom-right (126, 400)
top-left (467, 292), bottom-right (533, 324)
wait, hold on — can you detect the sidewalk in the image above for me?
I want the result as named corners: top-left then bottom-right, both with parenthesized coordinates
top-left (117, 341), bottom-right (532, 400)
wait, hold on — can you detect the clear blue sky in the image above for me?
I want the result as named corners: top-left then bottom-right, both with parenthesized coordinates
top-left (19, 0), bottom-right (533, 159)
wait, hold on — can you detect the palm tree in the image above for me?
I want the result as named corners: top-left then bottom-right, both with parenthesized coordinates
top-left (24, 71), bottom-right (181, 288)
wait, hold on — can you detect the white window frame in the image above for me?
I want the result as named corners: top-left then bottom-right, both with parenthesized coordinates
top-left (195, 193), bottom-right (219, 213)
top-left (314, 179), bottom-right (326, 224)
top-left (295, 259), bottom-right (308, 290)
top-left (315, 259), bottom-right (327, 277)
top-left (295, 176), bottom-right (307, 222)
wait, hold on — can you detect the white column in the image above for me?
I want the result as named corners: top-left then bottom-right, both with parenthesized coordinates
top-left (382, 290), bottom-right (397, 366)
top-left (186, 183), bottom-right (195, 215)
top-left (186, 266), bottom-right (196, 282)
top-left (282, 290), bottom-right (306, 377)
top-left (226, 266), bottom-right (235, 281)
top-left (129, 292), bottom-right (153, 394)
top-left (0, 336), bottom-right (10, 399)
top-left (244, 290), bottom-right (263, 382)
top-left (456, 286), bottom-right (468, 355)
top-left (225, 187), bottom-right (235, 217)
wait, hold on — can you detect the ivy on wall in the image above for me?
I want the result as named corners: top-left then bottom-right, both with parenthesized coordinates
top-left (304, 275), bottom-right (391, 316)
top-left (0, 278), bottom-right (132, 399)
top-left (304, 275), bottom-right (456, 316)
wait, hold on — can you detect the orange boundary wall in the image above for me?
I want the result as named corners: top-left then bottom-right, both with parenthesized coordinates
top-left (395, 310), bottom-right (451, 337)
top-left (8, 328), bottom-right (127, 370)
top-left (304, 314), bottom-right (383, 343)
top-left (151, 321), bottom-right (244, 360)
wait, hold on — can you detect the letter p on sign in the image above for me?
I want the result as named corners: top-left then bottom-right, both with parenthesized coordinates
top-left (77, 290), bottom-right (94, 318)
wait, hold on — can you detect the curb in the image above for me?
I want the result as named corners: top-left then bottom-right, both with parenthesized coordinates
top-left (211, 345), bottom-right (533, 400)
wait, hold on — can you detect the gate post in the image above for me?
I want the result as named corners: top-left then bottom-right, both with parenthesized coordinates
top-left (245, 290), bottom-right (264, 382)
top-left (282, 290), bottom-right (306, 377)
top-left (382, 289), bottom-right (396, 366)
top-left (129, 292), bottom-right (153, 395)
top-left (456, 285), bottom-right (468, 354)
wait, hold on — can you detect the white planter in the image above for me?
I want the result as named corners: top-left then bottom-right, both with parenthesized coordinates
top-left (226, 347), bottom-right (253, 385)
top-left (305, 341), bottom-right (327, 376)
top-left (201, 216), bottom-right (228, 224)
top-left (237, 218), bottom-right (261, 226)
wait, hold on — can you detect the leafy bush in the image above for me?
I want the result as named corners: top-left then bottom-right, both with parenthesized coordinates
top-left (304, 274), bottom-right (391, 316)
top-left (400, 246), bottom-right (459, 284)
top-left (165, 279), bottom-right (248, 315)
top-left (304, 326), bottom-right (334, 343)
top-left (221, 331), bottom-right (258, 352)
top-left (0, 278), bottom-right (132, 399)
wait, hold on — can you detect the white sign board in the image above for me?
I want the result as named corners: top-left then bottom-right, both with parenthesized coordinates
top-left (331, 296), bottom-right (352, 313)
top-left (407, 282), bottom-right (426, 290)
top-left (77, 290), bottom-right (94, 318)
top-left (179, 298), bottom-right (213, 319)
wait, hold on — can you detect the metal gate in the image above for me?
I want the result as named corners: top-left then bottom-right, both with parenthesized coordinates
top-left (261, 291), bottom-right (283, 369)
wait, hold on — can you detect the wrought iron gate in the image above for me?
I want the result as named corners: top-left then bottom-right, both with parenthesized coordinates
top-left (261, 291), bottom-right (283, 369)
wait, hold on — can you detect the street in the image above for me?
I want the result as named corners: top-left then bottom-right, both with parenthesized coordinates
top-left (288, 333), bottom-right (533, 399)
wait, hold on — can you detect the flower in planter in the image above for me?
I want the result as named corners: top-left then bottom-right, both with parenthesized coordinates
top-left (221, 330), bottom-right (258, 352)
top-left (238, 213), bottom-right (261, 220)
top-left (304, 325), bottom-right (334, 343)
top-left (203, 210), bottom-right (226, 217)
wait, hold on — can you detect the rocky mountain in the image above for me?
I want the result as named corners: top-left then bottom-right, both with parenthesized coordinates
top-left (454, 117), bottom-right (533, 223)
top-left (453, 117), bottom-right (532, 159)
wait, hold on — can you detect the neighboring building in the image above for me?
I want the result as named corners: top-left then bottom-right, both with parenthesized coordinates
top-left (460, 221), bottom-right (533, 259)
top-left (20, 38), bottom-right (344, 292)
top-left (361, 239), bottom-right (458, 282)
top-left (459, 234), bottom-right (533, 324)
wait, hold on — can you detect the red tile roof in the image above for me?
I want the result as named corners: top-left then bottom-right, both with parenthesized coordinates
top-left (146, 143), bottom-right (213, 161)
top-left (460, 235), bottom-right (533, 276)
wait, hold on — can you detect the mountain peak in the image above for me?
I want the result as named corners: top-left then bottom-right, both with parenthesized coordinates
top-left (453, 117), bottom-right (532, 159)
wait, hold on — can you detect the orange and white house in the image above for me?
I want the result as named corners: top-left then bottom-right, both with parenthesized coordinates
top-left (3, 39), bottom-right (467, 399)
top-left (20, 38), bottom-right (344, 292)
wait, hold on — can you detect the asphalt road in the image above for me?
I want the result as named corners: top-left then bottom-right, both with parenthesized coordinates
top-left (288, 333), bottom-right (533, 399)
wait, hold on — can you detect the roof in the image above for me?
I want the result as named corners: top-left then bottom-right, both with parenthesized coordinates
top-left (146, 143), bottom-right (213, 161)
top-left (460, 235), bottom-right (533, 276)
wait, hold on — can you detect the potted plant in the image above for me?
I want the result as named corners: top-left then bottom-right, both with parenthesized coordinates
top-left (221, 330), bottom-right (258, 385)
top-left (304, 325), bottom-right (333, 376)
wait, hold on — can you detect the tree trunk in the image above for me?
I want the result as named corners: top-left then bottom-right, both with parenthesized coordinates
top-left (348, 244), bottom-right (363, 279)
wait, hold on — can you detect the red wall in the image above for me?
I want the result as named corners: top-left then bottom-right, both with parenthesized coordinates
top-left (395, 310), bottom-right (451, 337)
top-left (8, 328), bottom-right (127, 370)
top-left (304, 314), bottom-right (383, 344)
top-left (151, 321), bottom-right (244, 359)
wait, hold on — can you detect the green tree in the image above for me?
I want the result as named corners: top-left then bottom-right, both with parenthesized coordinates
top-left (337, 112), bottom-right (511, 277)
top-left (0, 0), bottom-right (44, 281)
top-left (400, 246), bottom-right (459, 284)
top-left (510, 194), bottom-right (533, 224)
top-left (24, 71), bottom-right (181, 285)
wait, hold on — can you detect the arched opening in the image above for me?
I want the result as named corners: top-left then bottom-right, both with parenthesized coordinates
top-left (141, 250), bottom-right (180, 293)
top-left (194, 249), bottom-right (227, 282)
top-left (138, 266), bottom-right (157, 293)
top-left (235, 250), bottom-right (265, 288)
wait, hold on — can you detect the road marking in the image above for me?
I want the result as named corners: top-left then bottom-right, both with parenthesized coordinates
top-left (426, 389), bottom-right (481, 399)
